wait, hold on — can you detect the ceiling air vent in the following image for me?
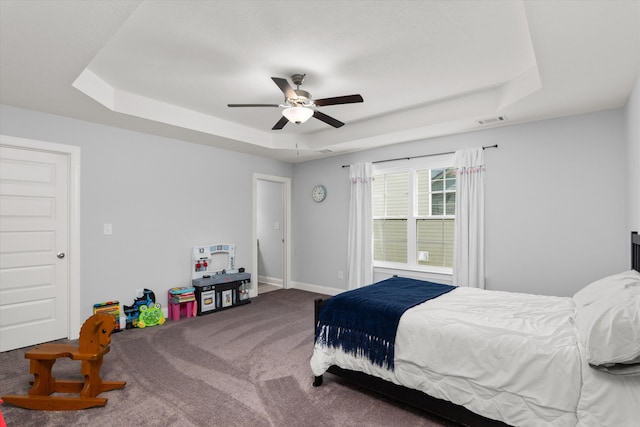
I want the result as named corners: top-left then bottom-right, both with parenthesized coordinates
top-left (316, 149), bottom-right (333, 154)
top-left (477, 115), bottom-right (507, 125)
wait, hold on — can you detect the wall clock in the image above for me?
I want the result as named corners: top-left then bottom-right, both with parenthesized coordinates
top-left (312, 184), bottom-right (327, 202)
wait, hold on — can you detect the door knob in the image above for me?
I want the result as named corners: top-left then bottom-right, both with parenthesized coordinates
top-left (57, 252), bottom-right (65, 259)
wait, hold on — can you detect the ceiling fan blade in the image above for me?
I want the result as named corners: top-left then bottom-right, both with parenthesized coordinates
top-left (272, 116), bottom-right (289, 130)
top-left (314, 94), bottom-right (364, 107)
top-left (271, 77), bottom-right (296, 99)
top-left (313, 110), bottom-right (344, 128)
top-left (227, 104), bottom-right (280, 107)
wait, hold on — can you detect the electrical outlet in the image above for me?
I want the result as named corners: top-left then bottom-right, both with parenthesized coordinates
top-left (136, 288), bottom-right (144, 298)
top-left (338, 271), bottom-right (344, 280)
top-left (103, 223), bottom-right (113, 235)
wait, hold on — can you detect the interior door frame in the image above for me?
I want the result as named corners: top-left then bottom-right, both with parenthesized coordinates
top-left (252, 173), bottom-right (291, 297)
top-left (0, 135), bottom-right (81, 340)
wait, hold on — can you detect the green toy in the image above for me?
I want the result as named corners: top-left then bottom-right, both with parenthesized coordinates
top-left (137, 303), bottom-right (166, 328)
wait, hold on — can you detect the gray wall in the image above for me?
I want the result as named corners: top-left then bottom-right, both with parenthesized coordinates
top-left (0, 105), bottom-right (293, 321)
top-left (625, 75), bottom-right (640, 233)
top-left (2, 95), bottom-right (637, 309)
top-left (257, 179), bottom-right (284, 283)
top-left (292, 108), bottom-right (630, 297)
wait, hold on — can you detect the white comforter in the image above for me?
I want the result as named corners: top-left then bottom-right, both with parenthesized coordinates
top-left (310, 287), bottom-right (640, 427)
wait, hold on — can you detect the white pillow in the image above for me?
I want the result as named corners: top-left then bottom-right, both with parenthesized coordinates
top-left (574, 294), bottom-right (640, 366)
top-left (573, 270), bottom-right (640, 308)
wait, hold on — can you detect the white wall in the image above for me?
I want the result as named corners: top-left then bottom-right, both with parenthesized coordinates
top-left (624, 74), bottom-right (640, 233)
top-left (291, 158), bottom-right (352, 294)
top-left (0, 105), bottom-right (293, 321)
top-left (1, 100), bottom-right (635, 307)
top-left (292, 108), bottom-right (629, 297)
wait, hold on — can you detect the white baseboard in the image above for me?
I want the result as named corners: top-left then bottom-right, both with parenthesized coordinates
top-left (258, 275), bottom-right (283, 287)
top-left (290, 281), bottom-right (344, 296)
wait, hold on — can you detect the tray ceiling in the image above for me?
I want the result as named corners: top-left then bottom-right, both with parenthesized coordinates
top-left (1, 1), bottom-right (638, 162)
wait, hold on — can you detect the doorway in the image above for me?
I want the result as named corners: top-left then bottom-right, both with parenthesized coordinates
top-left (252, 174), bottom-right (291, 297)
top-left (0, 135), bottom-right (81, 351)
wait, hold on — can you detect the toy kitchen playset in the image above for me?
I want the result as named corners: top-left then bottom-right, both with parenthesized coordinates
top-left (191, 244), bottom-right (251, 316)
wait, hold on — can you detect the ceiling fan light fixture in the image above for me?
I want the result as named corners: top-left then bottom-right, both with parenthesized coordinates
top-left (282, 106), bottom-right (313, 124)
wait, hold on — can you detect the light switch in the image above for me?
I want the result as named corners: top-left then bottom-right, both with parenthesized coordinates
top-left (274, 222), bottom-right (280, 230)
top-left (103, 224), bottom-right (113, 235)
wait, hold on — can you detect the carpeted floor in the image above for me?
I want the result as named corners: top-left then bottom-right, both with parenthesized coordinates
top-left (0, 289), bottom-right (459, 426)
top-left (258, 282), bottom-right (282, 294)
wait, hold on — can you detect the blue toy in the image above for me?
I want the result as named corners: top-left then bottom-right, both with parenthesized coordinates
top-left (123, 289), bottom-right (156, 329)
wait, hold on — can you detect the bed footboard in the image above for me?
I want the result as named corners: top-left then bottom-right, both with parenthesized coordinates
top-left (312, 298), bottom-right (325, 388)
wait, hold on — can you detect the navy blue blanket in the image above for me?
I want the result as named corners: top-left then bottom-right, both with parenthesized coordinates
top-left (316, 277), bottom-right (455, 370)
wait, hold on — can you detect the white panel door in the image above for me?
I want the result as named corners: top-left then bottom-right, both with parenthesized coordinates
top-left (0, 146), bottom-right (69, 351)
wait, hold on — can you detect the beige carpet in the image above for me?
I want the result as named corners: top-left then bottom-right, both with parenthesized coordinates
top-left (0, 289), bottom-right (458, 427)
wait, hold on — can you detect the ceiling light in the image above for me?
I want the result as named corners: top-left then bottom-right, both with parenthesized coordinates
top-left (282, 106), bottom-right (313, 124)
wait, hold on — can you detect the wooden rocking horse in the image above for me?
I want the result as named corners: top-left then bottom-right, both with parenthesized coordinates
top-left (2, 313), bottom-right (126, 411)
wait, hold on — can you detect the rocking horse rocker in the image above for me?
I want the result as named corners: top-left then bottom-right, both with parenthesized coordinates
top-left (2, 313), bottom-right (126, 411)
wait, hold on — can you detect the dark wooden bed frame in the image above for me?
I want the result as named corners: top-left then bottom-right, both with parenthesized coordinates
top-left (312, 231), bottom-right (640, 427)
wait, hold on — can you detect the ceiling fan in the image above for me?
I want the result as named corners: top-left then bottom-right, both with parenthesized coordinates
top-left (228, 74), bottom-right (364, 130)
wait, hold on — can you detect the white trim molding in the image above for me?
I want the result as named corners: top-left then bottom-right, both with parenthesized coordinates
top-left (290, 281), bottom-right (344, 296)
top-left (258, 275), bottom-right (283, 287)
top-left (0, 135), bottom-right (82, 340)
top-left (252, 173), bottom-right (292, 299)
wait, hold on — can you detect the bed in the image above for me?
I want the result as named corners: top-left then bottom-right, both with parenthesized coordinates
top-left (310, 231), bottom-right (640, 427)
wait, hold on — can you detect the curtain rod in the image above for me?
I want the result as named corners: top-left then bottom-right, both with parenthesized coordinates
top-left (340, 144), bottom-right (498, 168)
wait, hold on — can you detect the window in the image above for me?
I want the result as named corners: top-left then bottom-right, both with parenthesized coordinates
top-left (372, 156), bottom-right (455, 273)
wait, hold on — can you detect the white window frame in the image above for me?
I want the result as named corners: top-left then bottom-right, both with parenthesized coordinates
top-left (372, 154), bottom-right (455, 277)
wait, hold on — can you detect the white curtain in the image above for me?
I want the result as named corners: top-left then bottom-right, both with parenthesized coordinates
top-left (453, 148), bottom-right (485, 288)
top-left (347, 162), bottom-right (373, 290)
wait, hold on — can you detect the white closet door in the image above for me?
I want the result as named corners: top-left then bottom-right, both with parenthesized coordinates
top-left (0, 145), bottom-right (69, 351)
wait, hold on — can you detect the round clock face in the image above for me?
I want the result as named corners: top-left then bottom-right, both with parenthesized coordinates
top-left (312, 185), bottom-right (327, 202)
